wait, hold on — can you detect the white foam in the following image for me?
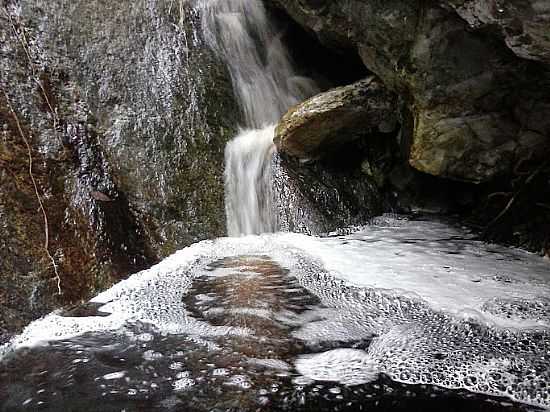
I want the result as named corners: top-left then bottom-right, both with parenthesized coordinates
top-left (3, 218), bottom-right (549, 355)
top-left (102, 371), bottom-right (126, 380)
top-left (283, 218), bottom-right (550, 328)
top-left (295, 349), bottom-right (379, 385)
top-left (1, 216), bottom-right (549, 408)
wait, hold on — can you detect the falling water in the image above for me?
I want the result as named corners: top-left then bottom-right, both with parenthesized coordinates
top-left (224, 126), bottom-right (277, 235)
top-left (202, 0), bottom-right (318, 236)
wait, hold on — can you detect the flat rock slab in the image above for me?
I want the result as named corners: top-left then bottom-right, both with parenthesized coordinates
top-left (274, 77), bottom-right (397, 159)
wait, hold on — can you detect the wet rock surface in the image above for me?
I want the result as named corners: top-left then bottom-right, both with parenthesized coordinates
top-left (446, 0), bottom-right (550, 65)
top-left (265, 0), bottom-right (550, 255)
top-left (274, 77), bottom-right (397, 159)
top-left (0, 0), bottom-right (240, 341)
top-left (273, 151), bottom-right (383, 234)
top-left (267, 0), bottom-right (550, 183)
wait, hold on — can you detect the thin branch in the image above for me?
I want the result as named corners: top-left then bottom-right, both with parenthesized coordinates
top-left (3, 7), bottom-right (59, 131)
top-left (1, 89), bottom-right (61, 294)
top-left (2, 6), bottom-right (63, 294)
top-left (536, 203), bottom-right (550, 211)
top-left (487, 191), bottom-right (512, 200)
top-left (485, 160), bottom-right (549, 230)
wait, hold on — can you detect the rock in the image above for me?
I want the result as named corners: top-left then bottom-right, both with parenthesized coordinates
top-left (0, 0), bottom-right (239, 339)
top-left (446, 0), bottom-right (550, 65)
top-left (268, 0), bottom-right (550, 182)
top-left (90, 191), bottom-right (113, 202)
top-left (410, 112), bottom-right (519, 181)
top-left (273, 153), bottom-right (383, 234)
top-left (274, 77), bottom-right (397, 159)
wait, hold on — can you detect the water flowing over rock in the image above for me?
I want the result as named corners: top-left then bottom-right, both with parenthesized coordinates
top-left (0, 0), bottom-right (240, 340)
top-left (201, 0), bottom-right (318, 130)
top-left (1, 1), bottom-right (549, 409)
top-left (224, 127), bottom-right (277, 236)
top-left (267, 0), bottom-right (550, 183)
top-left (274, 77), bottom-right (397, 159)
top-left (201, 0), bottom-right (321, 236)
top-left (203, 0), bottom-right (382, 236)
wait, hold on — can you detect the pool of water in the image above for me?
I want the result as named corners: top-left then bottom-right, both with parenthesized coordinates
top-left (1, 216), bottom-right (548, 411)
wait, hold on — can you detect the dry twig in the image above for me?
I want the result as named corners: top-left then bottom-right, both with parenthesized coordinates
top-left (1, 6), bottom-right (63, 293)
top-left (485, 160), bottom-right (549, 231)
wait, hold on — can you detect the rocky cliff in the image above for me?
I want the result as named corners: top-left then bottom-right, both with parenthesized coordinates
top-left (0, 0), bottom-right (240, 342)
top-left (269, 0), bottom-right (550, 182)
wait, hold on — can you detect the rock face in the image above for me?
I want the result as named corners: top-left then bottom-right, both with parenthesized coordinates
top-left (274, 77), bottom-right (397, 159)
top-left (267, 0), bottom-right (550, 183)
top-left (0, 0), bottom-right (239, 341)
top-left (447, 0), bottom-right (550, 65)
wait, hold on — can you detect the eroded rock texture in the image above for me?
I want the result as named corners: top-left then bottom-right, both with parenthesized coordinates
top-left (0, 0), bottom-right (239, 341)
top-left (268, 0), bottom-right (550, 183)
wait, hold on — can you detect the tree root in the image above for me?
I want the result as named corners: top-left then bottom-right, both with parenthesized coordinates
top-left (2, 6), bottom-right (63, 294)
top-left (3, 7), bottom-right (60, 131)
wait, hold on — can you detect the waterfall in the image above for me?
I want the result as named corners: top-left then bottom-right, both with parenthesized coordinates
top-left (202, 0), bottom-right (318, 236)
top-left (224, 126), bottom-right (277, 236)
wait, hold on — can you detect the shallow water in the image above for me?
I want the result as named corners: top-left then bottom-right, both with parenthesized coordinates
top-left (1, 216), bottom-right (548, 411)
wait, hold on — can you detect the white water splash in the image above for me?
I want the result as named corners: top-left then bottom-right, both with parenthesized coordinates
top-left (224, 126), bottom-right (277, 236)
top-left (201, 0), bottom-right (317, 129)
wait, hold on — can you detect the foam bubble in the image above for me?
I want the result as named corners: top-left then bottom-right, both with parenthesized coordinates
top-left (295, 349), bottom-right (380, 385)
top-left (1, 216), bottom-right (548, 408)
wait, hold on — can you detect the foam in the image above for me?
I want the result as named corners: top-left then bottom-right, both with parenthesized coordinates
top-left (283, 217), bottom-right (550, 328)
top-left (295, 349), bottom-right (379, 385)
top-left (1, 216), bottom-right (549, 408)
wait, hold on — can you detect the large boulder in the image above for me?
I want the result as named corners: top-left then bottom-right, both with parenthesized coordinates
top-left (267, 0), bottom-right (550, 182)
top-left (274, 77), bottom-right (397, 159)
top-left (446, 0), bottom-right (550, 65)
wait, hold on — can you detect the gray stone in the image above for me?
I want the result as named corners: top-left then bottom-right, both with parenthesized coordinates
top-left (269, 0), bottom-right (550, 182)
top-left (0, 0), bottom-right (240, 339)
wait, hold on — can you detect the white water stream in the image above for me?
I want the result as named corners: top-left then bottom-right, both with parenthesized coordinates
top-left (203, 0), bottom-right (318, 236)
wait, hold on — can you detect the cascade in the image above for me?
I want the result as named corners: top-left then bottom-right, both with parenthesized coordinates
top-left (202, 0), bottom-right (318, 235)
top-left (1, 2), bottom-right (549, 411)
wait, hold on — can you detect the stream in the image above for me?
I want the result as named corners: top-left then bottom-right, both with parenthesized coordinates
top-left (1, 215), bottom-right (549, 411)
top-left (1, 0), bottom-right (548, 411)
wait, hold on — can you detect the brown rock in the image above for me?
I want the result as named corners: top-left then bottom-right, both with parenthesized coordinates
top-left (274, 77), bottom-right (397, 159)
top-left (270, 0), bottom-right (550, 182)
